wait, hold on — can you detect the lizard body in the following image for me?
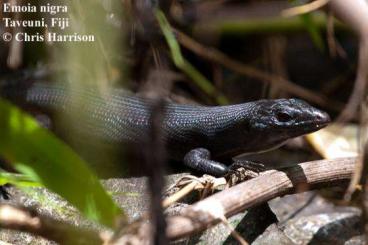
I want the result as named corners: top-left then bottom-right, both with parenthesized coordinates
top-left (1, 82), bottom-right (330, 176)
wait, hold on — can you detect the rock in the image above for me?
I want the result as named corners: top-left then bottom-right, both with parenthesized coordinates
top-left (283, 211), bottom-right (361, 244)
top-left (0, 176), bottom-right (365, 245)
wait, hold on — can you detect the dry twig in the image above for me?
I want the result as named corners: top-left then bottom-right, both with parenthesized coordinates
top-left (174, 29), bottom-right (343, 111)
top-left (0, 204), bottom-right (105, 245)
top-left (281, 0), bottom-right (330, 17)
top-left (163, 174), bottom-right (227, 207)
top-left (326, 10), bottom-right (346, 58)
top-left (361, 101), bottom-right (368, 237)
top-left (165, 157), bottom-right (355, 240)
top-left (328, 0), bottom-right (368, 121)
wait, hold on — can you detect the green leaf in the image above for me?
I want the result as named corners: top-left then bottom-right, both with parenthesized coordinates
top-left (155, 9), bottom-right (229, 105)
top-left (0, 170), bottom-right (42, 187)
top-left (300, 13), bottom-right (325, 51)
top-left (0, 99), bottom-right (124, 227)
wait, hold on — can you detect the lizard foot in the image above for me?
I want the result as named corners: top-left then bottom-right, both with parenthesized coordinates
top-left (225, 160), bottom-right (266, 185)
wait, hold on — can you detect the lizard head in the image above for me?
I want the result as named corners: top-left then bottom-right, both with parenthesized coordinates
top-left (248, 98), bottom-right (330, 142)
top-left (236, 99), bottom-right (330, 152)
top-left (211, 98), bottom-right (330, 157)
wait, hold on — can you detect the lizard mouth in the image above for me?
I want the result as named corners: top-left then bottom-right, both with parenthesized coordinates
top-left (300, 113), bottom-right (331, 133)
top-left (284, 110), bottom-right (330, 134)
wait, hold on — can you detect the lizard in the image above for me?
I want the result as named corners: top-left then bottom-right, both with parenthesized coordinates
top-left (0, 81), bottom-right (330, 177)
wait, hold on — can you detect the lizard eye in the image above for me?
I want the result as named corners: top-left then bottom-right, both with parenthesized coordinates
top-left (276, 112), bottom-right (292, 122)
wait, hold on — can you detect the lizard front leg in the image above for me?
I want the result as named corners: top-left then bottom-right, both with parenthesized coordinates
top-left (183, 148), bottom-right (229, 176)
top-left (184, 148), bottom-right (266, 178)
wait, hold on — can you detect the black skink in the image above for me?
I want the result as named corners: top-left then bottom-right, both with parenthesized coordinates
top-left (1, 82), bottom-right (330, 176)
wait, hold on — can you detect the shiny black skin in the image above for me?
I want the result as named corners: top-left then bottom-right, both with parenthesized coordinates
top-left (2, 82), bottom-right (330, 174)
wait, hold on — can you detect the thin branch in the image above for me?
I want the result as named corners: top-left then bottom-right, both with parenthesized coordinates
top-left (144, 100), bottom-right (168, 245)
top-left (328, 0), bottom-right (368, 121)
top-left (360, 98), bottom-right (368, 236)
top-left (336, 36), bottom-right (368, 121)
top-left (326, 10), bottom-right (347, 58)
top-left (281, 0), bottom-right (330, 18)
top-left (327, 0), bottom-right (368, 202)
top-left (174, 29), bottom-right (344, 111)
top-left (165, 157), bottom-right (356, 240)
top-left (0, 204), bottom-right (105, 245)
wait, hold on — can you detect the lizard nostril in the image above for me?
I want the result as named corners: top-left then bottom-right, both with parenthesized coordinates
top-left (313, 111), bottom-right (331, 126)
top-left (315, 111), bottom-right (330, 122)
